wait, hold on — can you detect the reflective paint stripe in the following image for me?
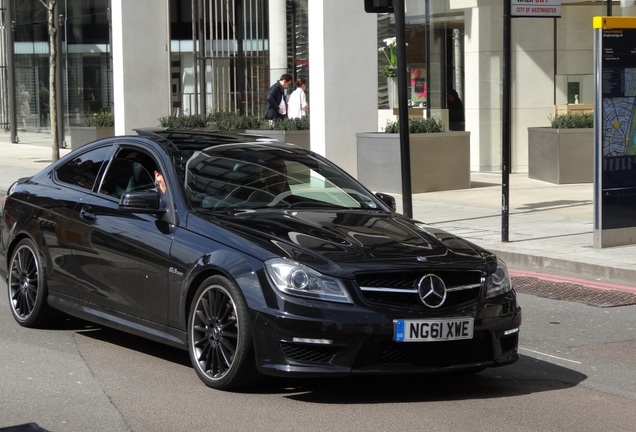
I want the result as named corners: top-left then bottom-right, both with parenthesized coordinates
top-left (520, 347), bottom-right (582, 365)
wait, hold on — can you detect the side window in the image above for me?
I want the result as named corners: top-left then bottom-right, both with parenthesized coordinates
top-left (98, 148), bottom-right (157, 199)
top-left (56, 146), bottom-right (111, 191)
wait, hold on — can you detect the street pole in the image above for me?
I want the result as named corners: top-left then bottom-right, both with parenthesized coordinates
top-left (425, 0), bottom-right (431, 119)
top-left (6, 0), bottom-right (17, 143)
top-left (502, 0), bottom-right (512, 242)
top-left (394, 0), bottom-right (412, 218)
top-left (56, 3), bottom-right (64, 149)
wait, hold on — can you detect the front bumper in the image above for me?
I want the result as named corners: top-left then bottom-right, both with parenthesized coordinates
top-left (250, 291), bottom-right (521, 378)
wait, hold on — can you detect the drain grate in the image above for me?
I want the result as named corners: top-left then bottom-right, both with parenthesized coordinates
top-left (512, 276), bottom-right (636, 308)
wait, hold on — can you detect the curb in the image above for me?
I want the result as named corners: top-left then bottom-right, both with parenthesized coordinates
top-left (491, 248), bottom-right (636, 289)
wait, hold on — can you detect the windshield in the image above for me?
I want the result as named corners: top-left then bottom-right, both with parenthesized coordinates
top-left (181, 144), bottom-right (383, 211)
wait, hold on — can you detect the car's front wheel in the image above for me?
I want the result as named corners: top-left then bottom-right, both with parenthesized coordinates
top-left (8, 238), bottom-right (54, 327)
top-left (187, 275), bottom-right (258, 390)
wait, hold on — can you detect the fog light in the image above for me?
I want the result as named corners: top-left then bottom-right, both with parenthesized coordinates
top-left (504, 327), bottom-right (519, 336)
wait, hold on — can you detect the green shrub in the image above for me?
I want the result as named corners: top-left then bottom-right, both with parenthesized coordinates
top-left (84, 108), bottom-right (114, 127)
top-left (157, 111), bottom-right (310, 131)
top-left (158, 113), bottom-right (209, 128)
top-left (384, 117), bottom-right (445, 133)
top-left (264, 116), bottom-right (310, 131)
top-left (549, 112), bottom-right (593, 129)
top-left (208, 111), bottom-right (263, 130)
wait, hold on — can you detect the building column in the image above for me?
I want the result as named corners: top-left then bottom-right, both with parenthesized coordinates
top-left (308, 1), bottom-right (377, 177)
top-left (463, 3), bottom-right (507, 172)
top-left (111, 0), bottom-right (171, 135)
top-left (269, 0), bottom-right (288, 83)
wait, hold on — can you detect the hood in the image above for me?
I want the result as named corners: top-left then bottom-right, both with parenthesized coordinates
top-left (198, 209), bottom-right (494, 275)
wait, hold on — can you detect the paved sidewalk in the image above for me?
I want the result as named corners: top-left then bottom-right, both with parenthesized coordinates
top-left (1, 130), bottom-right (635, 288)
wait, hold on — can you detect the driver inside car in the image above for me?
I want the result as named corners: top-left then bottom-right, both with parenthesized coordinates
top-left (249, 161), bottom-right (289, 203)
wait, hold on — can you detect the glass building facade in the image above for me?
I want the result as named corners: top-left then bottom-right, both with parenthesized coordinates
top-left (12, 0), bottom-right (111, 129)
top-left (2, 0), bottom-right (462, 132)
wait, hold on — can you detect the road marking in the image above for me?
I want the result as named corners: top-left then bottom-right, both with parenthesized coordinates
top-left (520, 347), bottom-right (582, 364)
top-left (510, 269), bottom-right (636, 295)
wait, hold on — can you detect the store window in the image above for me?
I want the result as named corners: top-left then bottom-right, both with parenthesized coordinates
top-left (12, 0), bottom-right (112, 129)
top-left (376, 1), bottom-right (464, 130)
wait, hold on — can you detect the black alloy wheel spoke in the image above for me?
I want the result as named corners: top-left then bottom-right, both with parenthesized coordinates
top-left (192, 286), bottom-right (239, 381)
top-left (10, 247), bottom-right (39, 318)
top-left (212, 344), bottom-right (227, 377)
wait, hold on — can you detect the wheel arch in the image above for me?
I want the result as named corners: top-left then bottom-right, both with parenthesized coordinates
top-left (6, 231), bottom-right (42, 271)
top-left (183, 267), bottom-right (232, 328)
top-left (180, 251), bottom-right (263, 330)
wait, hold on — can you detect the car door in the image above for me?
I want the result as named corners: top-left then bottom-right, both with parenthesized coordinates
top-left (42, 145), bottom-right (113, 298)
top-left (70, 145), bottom-right (174, 325)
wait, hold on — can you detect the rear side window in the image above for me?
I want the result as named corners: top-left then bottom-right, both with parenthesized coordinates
top-left (56, 146), bottom-right (111, 191)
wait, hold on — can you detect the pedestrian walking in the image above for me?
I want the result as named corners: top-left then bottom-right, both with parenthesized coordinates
top-left (18, 83), bottom-right (31, 131)
top-left (265, 73), bottom-right (292, 120)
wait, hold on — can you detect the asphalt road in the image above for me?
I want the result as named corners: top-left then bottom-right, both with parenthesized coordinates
top-left (2, 280), bottom-right (636, 432)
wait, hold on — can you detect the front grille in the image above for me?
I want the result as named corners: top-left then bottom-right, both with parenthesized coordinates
top-left (355, 270), bottom-right (483, 311)
top-left (353, 332), bottom-right (492, 367)
top-left (280, 341), bottom-right (338, 363)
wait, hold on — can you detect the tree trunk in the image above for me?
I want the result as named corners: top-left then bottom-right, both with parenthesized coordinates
top-left (41, 0), bottom-right (60, 161)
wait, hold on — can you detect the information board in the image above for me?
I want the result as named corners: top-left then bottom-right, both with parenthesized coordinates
top-left (594, 17), bottom-right (636, 248)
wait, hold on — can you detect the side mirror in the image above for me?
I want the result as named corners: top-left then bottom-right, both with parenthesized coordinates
top-left (119, 191), bottom-right (164, 213)
top-left (375, 192), bottom-right (396, 212)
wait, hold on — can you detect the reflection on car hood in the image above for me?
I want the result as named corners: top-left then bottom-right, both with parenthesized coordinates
top-left (205, 209), bottom-right (494, 274)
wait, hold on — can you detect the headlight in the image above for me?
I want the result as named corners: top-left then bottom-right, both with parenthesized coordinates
top-left (265, 258), bottom-right (352, 304)
top-left (485, 258), bottom-right (512, 299)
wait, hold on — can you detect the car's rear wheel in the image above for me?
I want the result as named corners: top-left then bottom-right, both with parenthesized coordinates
top-left (187, 275), bottom-right (258, 390)
top-left (8, 238), bottom-right (54, 327)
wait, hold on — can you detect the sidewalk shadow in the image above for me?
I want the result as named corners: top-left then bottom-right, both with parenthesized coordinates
top-left (518, 199), bottom-right (593, 212)
top-left (470, 179), bottom-right (499, 188)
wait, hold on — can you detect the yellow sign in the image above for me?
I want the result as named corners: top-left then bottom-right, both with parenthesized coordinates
top-left (593, 16), bottom-right (636, 29)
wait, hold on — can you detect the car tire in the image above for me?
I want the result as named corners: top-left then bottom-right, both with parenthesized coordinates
top-left (187, 275), bottom-right (258, 390)
top-left (8, 238), bottom-right (54, 328)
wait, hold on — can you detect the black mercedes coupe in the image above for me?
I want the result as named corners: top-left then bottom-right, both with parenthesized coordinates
top-left (0, 129), bottom-right (521, 390)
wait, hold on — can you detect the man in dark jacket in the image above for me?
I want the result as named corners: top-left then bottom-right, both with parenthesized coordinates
top-left (265, 73), bottom-right (292, 120)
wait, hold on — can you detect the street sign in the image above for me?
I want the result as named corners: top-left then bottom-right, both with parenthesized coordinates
top-left (511, 0), bottom-right (561, 18)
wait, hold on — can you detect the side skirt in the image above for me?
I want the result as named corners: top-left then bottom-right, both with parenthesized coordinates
top-left (48, 293), bottom-right (188, 350)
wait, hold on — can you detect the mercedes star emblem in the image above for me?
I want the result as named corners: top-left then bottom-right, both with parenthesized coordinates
top-left (417, 274), bottom-right (447, 308)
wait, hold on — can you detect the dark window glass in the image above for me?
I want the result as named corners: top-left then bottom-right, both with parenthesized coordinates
top-left (56, 146), bottom-right (111, 191)
top-left (184, 147), bottom-right (378, 211)
top-left (98, 149), bottom-right (158, 199)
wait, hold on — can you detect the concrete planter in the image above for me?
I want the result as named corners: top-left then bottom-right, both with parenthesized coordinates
top-left (245, 129), bottom-right (310, 151)
top-left (528, 127), bottom-right (593, 184)
top-left (356, 131), bottom-right (471, 193)
top-left (70, 126), bottom-right (115, 150)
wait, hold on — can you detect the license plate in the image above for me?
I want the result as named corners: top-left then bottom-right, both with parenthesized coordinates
top-left (394, 318), bottom-right (474, 342)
